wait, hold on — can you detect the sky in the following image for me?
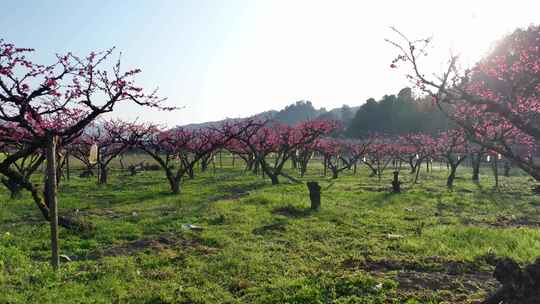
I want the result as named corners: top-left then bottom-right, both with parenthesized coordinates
top-left (2, 0), bottom-right (538, 126)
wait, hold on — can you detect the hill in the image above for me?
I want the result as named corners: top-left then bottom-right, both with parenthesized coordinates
top-left (180, 101), bottom-right (360, 129)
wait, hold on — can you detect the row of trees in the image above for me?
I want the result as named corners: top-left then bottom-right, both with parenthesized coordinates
top-left (312, 129), bottom-right (505, 189)
top-left (3, 115), bottom-right (512, 205)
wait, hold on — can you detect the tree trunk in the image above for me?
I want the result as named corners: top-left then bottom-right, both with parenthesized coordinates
top-left (493, 158), bottom-right (499, 188)
top-left (447, 164), bottom-right (457, 189)
top-left (201, 159), bottom-right (208, 172)
top-left (167, 175), bottom-right (180, 194)
top-left (171, 180), bottom-right (180, 194)
top-left (332, 169), bottom-right (338, 179)
top-left (219, 151), bottom-right (222, 168)
top-left (98, 165), bottom-right (108, 184)
top-left (0, 164), bottom-right (91, 231)
top-left (414, 160), bottom-right (422, 183)
top-left (65, 152), bottom-right (70, 181)
top-left (253, 158), bottom-right (259, 175)
top-left (368, 166), bottom-right (377, 177)
top-left (503, 161), bottom-right (511, 177)
top-left (55, 156), bottom-right (63, 187)
top-left (307, 181), bottom-right (321, 211)
top-left (409, 159), bottom-right (416, 174)
top-left (269, 174), bottom-right (279, 185)
top-left (96, 148), bottom-right (101, 183)
top-left (392, 171), bottom-right (401, 193)
top-left (472, 154), bottom-right (481, 183)
top-left (247, 157), bottom-right (254, 171)
top-left (46, 135), bottom-right (59, 270)
top-left (119, 156), bottom-right (125, 170)
top-left (188, 166), bottom-right (194, 179)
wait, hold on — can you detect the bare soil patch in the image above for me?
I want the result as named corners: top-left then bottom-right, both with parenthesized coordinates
top-left (462, 215), bottom-right (540, 228)
top-left (87, 234), bottom-right (219, 259)
top-left (342, 256), bottom-right (499, 303)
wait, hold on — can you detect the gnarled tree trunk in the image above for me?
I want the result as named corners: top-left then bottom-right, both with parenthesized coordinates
top-left (98, 164), bottom-right (108, 184)
top-left (471, 153), bottom-right (482, 183)
top-left (447, 164), bottom-right (457, 189)
top-left (166, 171), bottom-right (181, 194)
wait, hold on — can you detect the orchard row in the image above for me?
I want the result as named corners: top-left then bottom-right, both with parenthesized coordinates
top-left (1, 25), bottom-right (539, 268)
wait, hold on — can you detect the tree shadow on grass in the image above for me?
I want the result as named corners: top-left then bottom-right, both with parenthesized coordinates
top-left (219, 181), bottom-right (267, 194)
top-left (65, 190), bottom-right (173, 209)
top-left (367, 191), bottom-right (403, 207)
top-left (272, 204), bottom-right (314, 218)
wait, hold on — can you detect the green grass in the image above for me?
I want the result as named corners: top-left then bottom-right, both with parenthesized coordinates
top-left (1, 156), bottom-right (540, 303)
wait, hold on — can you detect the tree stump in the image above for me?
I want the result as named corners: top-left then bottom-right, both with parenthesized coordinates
top-left (307, 181), bottom-right (321, 211)
top-left (391, 171), bottom-right (401, 193)
top-left (484, 257), bottom-right (540, 303)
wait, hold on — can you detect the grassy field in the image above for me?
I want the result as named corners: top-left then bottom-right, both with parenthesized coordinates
top-left (1, 156), bottom-right (540, 303)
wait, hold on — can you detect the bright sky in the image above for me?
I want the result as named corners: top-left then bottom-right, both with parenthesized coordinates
top-left (2, 0), bottom-right (538, 126)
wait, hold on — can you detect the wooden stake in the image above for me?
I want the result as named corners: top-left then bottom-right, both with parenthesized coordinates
top-left (46, 134), bottom-right (59, 270)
